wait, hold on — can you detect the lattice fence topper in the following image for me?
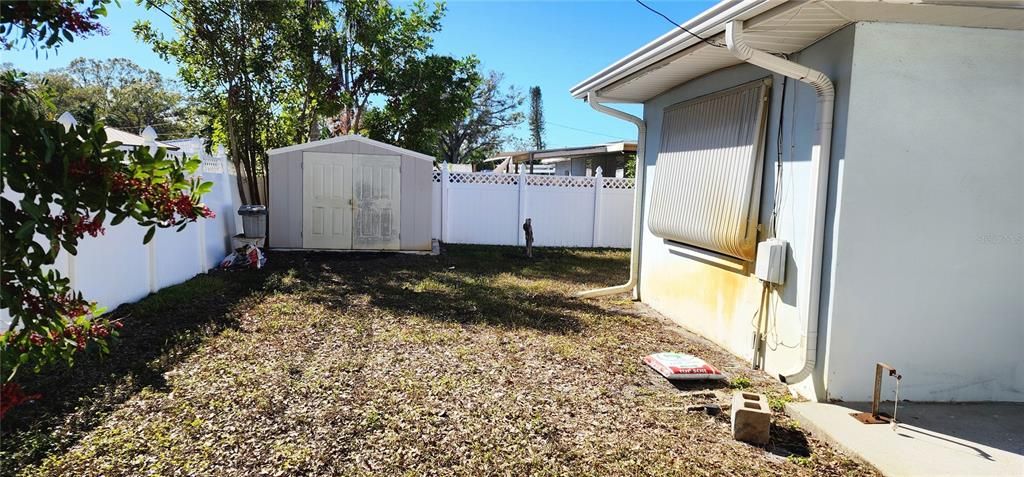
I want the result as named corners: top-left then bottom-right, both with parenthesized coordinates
top-left (448, 172), bottom-right (519, 185)
top-left (435, 171), bottom-right (633, 189)
top-left (201, 157), bottom-right (225, 174)
top-left (602, 177), bottom-right (635, 189)
top-left (525, 175), bottom-right (596, 188)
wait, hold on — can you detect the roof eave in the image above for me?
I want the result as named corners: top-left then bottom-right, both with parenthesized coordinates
top-left (569, 0), bottom-right (780, 101)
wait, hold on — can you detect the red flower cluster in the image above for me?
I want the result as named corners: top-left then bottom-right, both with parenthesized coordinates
top-left (20, 292), bottom-right (46, 316)
top-left (110, 172), bottom-right (211, 222)
top-left (21, 290), bottom-right (92, 317)
top-left (110, 172), bottom-right (143, 194)
top-left (53, 3), bottom-right (108, 35)
top-left (2, 318), bottom-right (120, 352)
top-left (54, 212), bottom-right (105, 238)
top-left (199, 205), bottom-right (216, 219)
top-left (0, 383), bottom-right (41, 420)
top-left (53, 293), bottom-right (91, 318)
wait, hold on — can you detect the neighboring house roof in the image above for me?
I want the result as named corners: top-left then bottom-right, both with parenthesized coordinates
top-left (105, 127), bottom-right (180, 151)
top-left (484, 141), bottom-right (638, 164)
top-left (265, 134), bottom-right (435, 162)
top-left (570, 0), bottom-right (1024, 103)
top-left (161, 137), bottom-right (220, 156)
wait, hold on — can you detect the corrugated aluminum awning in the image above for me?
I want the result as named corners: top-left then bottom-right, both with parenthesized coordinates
top-left (571, 0), bottom-right (1024, 103)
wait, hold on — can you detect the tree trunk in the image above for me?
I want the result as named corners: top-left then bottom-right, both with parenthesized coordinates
top-left (225, 108), bottom-right (251, 206)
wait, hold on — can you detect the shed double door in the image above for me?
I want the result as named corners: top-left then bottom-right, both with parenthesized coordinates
top-left (302, 152), bottom-right (401, 250)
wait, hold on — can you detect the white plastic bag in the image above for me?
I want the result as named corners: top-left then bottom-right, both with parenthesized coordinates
top-left (219, 243), bottom-right (266, 270)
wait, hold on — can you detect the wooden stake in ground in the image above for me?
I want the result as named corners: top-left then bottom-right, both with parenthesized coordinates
top-left (523, 218), bottom-right (534, 258)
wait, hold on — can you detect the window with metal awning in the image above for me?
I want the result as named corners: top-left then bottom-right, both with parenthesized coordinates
top-left (648, 78), bottom-right (770, 261)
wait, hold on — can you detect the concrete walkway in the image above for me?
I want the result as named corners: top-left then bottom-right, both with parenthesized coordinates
top-left (787, 401), bottom-right (1023, 476)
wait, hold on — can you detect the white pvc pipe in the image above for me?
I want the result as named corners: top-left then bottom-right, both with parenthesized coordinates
top-left (576, 92), bottom-right (646, 300)
top-left (726, 20), bottom-right (835, 384)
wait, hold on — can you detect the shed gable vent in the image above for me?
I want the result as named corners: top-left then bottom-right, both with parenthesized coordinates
top-left (649, 79), bottom-right (770, 261)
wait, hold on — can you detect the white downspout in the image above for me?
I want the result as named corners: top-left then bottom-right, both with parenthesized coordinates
top-left (577, 92), bottom-right (646, 300)
top-left (725, 20), bottom-right (834, 384)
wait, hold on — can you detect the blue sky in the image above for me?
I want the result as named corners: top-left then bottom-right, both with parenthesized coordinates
top-left (2, 0), bottom-right (717, 148)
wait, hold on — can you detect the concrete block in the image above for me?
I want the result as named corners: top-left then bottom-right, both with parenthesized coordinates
top-left (731, 391), bottom-right (771, 445)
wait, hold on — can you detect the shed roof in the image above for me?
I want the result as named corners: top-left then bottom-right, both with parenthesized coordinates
top-left (266, 134), bottom-right (434, 162)
top-left (571, 0), bottom-right (1024, 103)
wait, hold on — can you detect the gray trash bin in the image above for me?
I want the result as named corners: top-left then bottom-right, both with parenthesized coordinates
top-left (238, 205), bottom-right (267, 238)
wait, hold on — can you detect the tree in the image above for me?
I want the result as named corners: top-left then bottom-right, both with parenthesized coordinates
top-left (277, 0), bottom-right (340, 144)
top-left (135, 0), bottom-right (473, 204)
top-left (0, 0), bottom-right (109, 51)
top-left (328, 0), bottom-right (445, 137)
top-left (528, 86), bottom-right (545, 151)
top-left (26, 57), bottom-right (200, 139)
top-left (1, 1), bottom-right (214, 417)
top-left (135, 0), bottom-right (295, 205)
top-left (436, 71), bottom-right (524, 164)
top-left (363, 55), bottom-right (479, 156)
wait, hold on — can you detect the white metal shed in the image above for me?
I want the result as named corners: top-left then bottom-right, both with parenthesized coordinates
top-left (266, 135), bottom-right (434, 251)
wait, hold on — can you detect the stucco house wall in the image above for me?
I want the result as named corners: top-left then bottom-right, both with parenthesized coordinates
top-left (638, 24), bottom-right (856, 402)
top-left (823, 23), bottom-right (1024, 402)
top-left (638, 20), bottom-right (1024, 402)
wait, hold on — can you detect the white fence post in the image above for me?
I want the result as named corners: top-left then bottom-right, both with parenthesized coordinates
top-left (58, 112), bottom-right (81, 290)
top-left (57, 111), bottom-right (77, 132)
top-left (440, 162), bottom-right (450, 243)
top-left (592, 167), bottom-right (604, 247)
top-left (192, 137), bottom-right (209, 273)
top-left (66, 252), bottom-right (78, 291)
top-left (142, 126), bottom-right (158, 155)
top-left (142, 125), bottom-right (160, 293)
top-left (517, 167), bottom-right (527, 246)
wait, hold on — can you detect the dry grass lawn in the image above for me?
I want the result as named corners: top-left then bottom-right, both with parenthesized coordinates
top-left (1, 245), bottom-right (876, 476)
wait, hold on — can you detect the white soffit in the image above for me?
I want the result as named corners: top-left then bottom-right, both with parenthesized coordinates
top-left (573, 0), bottom-right (1024, 103)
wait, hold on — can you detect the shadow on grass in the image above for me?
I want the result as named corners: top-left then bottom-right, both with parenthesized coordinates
top-left (278, 244), bottom-right (634, 334)
top-left (0, 270), bottom-right (274, 473)
top-left (769, 422), bottom-right (812, 458)
top-left (0, 244), bottom-right (631, 472)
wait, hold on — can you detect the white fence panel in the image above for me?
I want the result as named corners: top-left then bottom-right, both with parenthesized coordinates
top-left (73, 222), bottom-right (151, 311)
top-left (445, 172), bottom-right (520, 245)
top-left (1, 142), bottom-right (242, 330)
top-left (432, 171), bottom-right (442, 241)
top-left (596, 180), bottom-right (636, 248)
top-left (525, 176), bottom-right (596, 247)
top-left (201, 154), bottom-right (240, 273)
top-left (153, 224), bottom-right (202, 290)
top-left (432, 165), bottom-right (634, 248)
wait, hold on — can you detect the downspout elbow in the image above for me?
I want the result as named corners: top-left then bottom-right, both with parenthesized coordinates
top-left (577, 92), bottom-right (646, 300)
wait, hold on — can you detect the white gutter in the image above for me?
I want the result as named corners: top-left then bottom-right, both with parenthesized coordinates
top-left (577, 92), bottom-right (646, 300)
top-left (725, 20), bottom-right (835, 384)
top-left (570, 0), bottom-right (781, 99)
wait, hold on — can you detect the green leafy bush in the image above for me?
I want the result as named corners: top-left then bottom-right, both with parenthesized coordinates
top-left (0, 69), bottom-right (213, 415)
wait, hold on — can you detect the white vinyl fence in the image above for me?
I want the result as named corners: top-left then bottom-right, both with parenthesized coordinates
top-left (1, 137), bottom-right (243, 328)
top-left (433, 166), bottom-right (634, 248)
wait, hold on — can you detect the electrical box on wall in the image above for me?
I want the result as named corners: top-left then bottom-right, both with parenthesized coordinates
top-left (755, 239), bottom-right (787, 285)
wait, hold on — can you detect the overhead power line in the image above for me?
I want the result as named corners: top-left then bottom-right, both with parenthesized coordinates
top-left (546, 121), bottom-right (632, 140)
top-left (634, 0), bottom-right (725, 48)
